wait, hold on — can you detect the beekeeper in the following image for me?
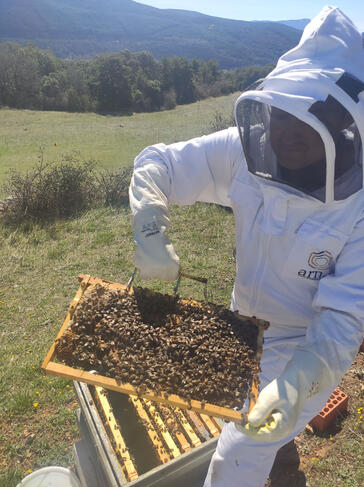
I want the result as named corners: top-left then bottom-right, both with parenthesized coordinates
top-left (129, 6), bottom-right (364, 487)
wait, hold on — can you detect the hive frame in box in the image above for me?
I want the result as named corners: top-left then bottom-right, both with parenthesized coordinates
top-left (42, 274), bottom-right (265, 424)
top-left (74, 381), bottom-right (221, 487)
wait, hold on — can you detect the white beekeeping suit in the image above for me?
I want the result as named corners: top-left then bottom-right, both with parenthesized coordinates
top-left (129, 6), bottom-right (364, 487)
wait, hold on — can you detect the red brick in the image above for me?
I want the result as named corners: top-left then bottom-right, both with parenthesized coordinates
top-left (309, 388), bottom-right (348, 432)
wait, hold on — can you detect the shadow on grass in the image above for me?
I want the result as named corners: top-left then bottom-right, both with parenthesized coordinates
top-left (267, 440), bottom-right (307, 487)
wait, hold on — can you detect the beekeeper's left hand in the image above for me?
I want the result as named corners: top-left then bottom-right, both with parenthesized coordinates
top-left (236, 349), bottom-right (333, 442)
top-left (238, 375), bottom-right (301, 442)
top-left (236, 308), bottom-right (364, 442)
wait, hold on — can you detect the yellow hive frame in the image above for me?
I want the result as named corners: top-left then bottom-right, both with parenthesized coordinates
top-left (129, 395), bottom-right (171, 464)
top-left (42, 275), bottom-right (263, 424)
top-left (93, 386), bottom-right (138, 482)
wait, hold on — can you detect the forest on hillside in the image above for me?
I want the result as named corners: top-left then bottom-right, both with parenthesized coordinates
top-left (0, 0), bottom-right (300, 68)
top-left (0, 43), bottom-right (272, 114)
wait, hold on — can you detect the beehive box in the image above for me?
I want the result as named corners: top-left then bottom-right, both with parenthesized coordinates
top-left (42, 275), bottom-right (262, 424)
top-left (74, 380), bottom-right (223, 486)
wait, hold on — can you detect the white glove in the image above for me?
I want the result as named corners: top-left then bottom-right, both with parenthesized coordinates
top-left (235, 308), bottom-right (363, 442)
top-left (236, 349), bottom-right (333, 442)
top-left (133, 206), bottom-right (180, 281)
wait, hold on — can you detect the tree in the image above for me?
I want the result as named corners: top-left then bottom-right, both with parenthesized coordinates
top-left (136, 51), bottom-right (160, 80)
top-left (94, 54), bottom-right (133, 112)
top-left (0, 41), bottom-right (273, 114)
top-left (169, 57), bottom-right (195, 105)
top-left (134, 74), bottom-right (162, 111)
top-left (24, 43), bottom-right (58, 77)
top-left (0, 43), bottom-right (41, 108)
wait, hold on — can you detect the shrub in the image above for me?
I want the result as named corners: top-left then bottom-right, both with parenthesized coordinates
top-left (208, 110), bottom-right (235, 133)
top-left (97, 166), bottom-right (133, 207)
top-left (1, 153), bottom-right (98, 221)
top-left (0, 153), bottom-right (134, 223)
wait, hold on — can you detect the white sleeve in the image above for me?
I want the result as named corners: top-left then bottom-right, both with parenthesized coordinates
top-left (313, 213), bottom-right (364, 322)
top-left (129, 127), bottom-right (243, 214)
top-left (294, 309), bottom-right (362, 394)
top-left (301, 215), bottom-right (364, 387)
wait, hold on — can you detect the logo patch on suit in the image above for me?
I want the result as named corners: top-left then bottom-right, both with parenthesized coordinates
top-left (308, 250), bottom-right (333, 271)
top-left (298, 250), bottom-right (334, 281)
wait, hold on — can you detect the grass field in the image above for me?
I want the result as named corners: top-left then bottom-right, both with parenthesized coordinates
top-left (0, 93), bottom-right (236, 191)
top-left (0, 96), bottom-right (363, 487)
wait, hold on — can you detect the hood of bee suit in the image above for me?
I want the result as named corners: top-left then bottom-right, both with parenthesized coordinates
top-left (234, 6), bottom-right (364, 204)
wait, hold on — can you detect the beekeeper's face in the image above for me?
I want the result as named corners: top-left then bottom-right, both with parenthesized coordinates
top-left (269, 107), bottom-right (325, 169)
top-left (235, 93), bottom-right (361, 201)
top-left (269, 97), bottom-right (352, 170)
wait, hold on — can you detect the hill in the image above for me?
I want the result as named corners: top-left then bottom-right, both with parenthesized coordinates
top-left (277, 19), bottom-right (310, 30)
top-left (0, 0), bottom-right (301, 69)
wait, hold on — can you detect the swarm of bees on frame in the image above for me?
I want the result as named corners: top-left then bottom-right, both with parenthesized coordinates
top-left (55, 284), bottom-right (259, 409)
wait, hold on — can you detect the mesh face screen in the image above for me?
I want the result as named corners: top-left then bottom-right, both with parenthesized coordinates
top-left (236, 97), bottom-right (362, 202)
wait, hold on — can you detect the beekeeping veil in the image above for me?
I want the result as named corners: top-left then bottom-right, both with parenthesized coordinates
top-left (235, 6), bottom-right (364, 203)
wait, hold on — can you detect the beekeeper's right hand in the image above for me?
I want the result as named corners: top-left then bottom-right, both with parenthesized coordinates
top-left (133, 207), bottom-right (180, 281)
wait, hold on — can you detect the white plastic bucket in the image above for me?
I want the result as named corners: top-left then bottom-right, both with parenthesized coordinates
top-left (16, 466), bottom-right (81, 487)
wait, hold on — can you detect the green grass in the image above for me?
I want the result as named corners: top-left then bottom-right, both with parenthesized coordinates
top-left (0, 93), bottom-right (237, 191)
top-left (0, 95), bottom-right (237, 481)
top-left (0, 96), bottom-right (363, 486)
top-left (0, 203), bottom-right (236, 484)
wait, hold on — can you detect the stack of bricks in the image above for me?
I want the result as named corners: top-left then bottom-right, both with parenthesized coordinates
top-left (309, 388), bottom-right (348, 432)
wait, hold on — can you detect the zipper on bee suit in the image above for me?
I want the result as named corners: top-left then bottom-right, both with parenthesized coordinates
top-left (249, 233), bottom-right (272, 316)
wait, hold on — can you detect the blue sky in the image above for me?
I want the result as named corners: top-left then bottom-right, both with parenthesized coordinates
top-left (137, 1), bottom-right (364, 31)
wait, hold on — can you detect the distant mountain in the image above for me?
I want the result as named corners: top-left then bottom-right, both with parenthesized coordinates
top-left (0, 0), bottom-right (301, 69)
top-left (254, 18), bottom-right (309, 31)
top-left (277, 19), bottom-right (310, 31)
